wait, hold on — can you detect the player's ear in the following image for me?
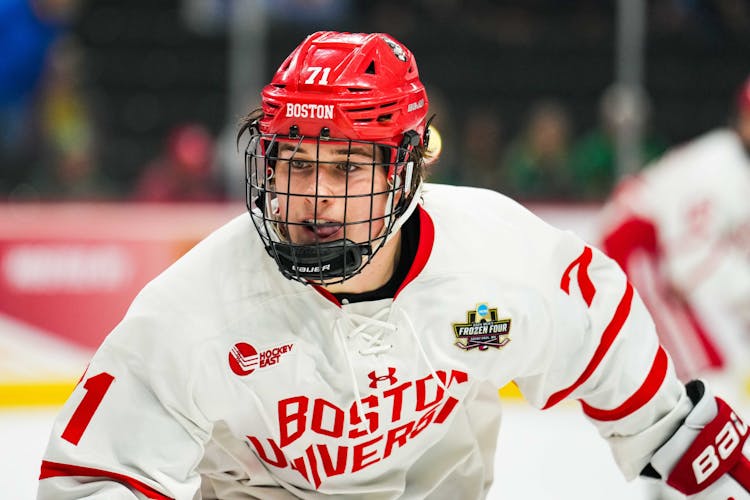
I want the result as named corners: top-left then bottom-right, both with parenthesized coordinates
top-left (422, 117), bottom-right (442, 167)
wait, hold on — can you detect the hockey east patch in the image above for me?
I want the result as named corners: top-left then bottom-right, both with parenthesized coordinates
top-left (228, 342), bottom-right (294, 376)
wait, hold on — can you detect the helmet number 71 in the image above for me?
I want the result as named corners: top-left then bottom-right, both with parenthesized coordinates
top-left (305, 66), bottom-right (331, 85)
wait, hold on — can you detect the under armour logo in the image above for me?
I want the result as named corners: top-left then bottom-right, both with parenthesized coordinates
top-left (367, 367), bottom-right (398, 389)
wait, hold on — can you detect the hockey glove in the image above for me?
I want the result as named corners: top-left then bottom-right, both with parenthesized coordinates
top-left (642, 380), bottom-right (750, 499)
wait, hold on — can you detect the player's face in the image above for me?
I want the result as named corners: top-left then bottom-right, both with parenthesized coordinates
top-left (272, 141), bottom-right (391, 246)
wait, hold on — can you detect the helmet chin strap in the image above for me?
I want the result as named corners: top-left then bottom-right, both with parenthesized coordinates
top-left (272, 238), bottom-right (371, 282)
top-left (250, 200), bottom-right (371, 282)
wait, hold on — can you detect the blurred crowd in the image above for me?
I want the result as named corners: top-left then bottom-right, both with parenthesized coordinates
top-left (428, 87), bottom-right (668, 203)
top-left (1, 0), bottom-right (749, 203)
top-left (1, 0), bottom-right (228, 203)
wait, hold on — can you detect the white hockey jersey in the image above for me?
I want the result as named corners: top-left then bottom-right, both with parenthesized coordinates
top-left (39, 184), bottom-right (692, 499)
top-left (598, 129), bottom-right (750, 380)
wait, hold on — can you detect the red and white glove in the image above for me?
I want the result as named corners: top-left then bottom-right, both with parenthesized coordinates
top-left (643, 380), bottom-right (750, 499)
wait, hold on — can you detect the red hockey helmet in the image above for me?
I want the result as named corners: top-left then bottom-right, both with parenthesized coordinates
top-left (259, 31), bottom-right (428, 149)
top-left (243, 32), bottom-right (430, 285)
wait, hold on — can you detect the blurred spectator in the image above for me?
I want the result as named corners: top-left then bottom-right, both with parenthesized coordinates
top-left (27, 36), bottom-right (116, 200)
top-left (501, 99), bottom-right (574, 201)
top-left (570, 84), bottom-right (667, 201)
top-left (132, 123), bottom-right (225, 202)
top-left (0, 0), bottom-right (78, 194)
top-left (458, 107), bottom-right (505, 191)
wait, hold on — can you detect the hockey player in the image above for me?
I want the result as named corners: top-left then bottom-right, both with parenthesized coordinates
top-left (598, 76), bottom-right (750, 386)
top-left (39, 32), bottom-right (750, 499)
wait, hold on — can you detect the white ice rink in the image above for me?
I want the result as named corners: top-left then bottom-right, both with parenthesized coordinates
top-left (2, 401), bottom-right (655, 500)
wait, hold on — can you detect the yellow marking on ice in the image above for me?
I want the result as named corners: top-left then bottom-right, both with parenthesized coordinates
top-left (499, 382), bottom-right (523, 400)
top-left (1, 376), bottom-right (748, 408)
top-left (0, 381), bottom-right (76, 407)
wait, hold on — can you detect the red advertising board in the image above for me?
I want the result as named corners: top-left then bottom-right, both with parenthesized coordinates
top-left (0, 203), bottom-right (243, 349)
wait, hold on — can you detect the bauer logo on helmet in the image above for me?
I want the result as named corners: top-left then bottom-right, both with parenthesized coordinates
top-left (407, 99), bottom-right (425, 113)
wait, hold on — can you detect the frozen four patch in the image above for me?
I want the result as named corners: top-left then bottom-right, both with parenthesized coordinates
top-left (452, 303), bottom-right (511, 351)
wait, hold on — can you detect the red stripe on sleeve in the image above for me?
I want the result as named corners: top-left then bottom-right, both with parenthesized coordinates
top-left (580, 345), bottom-right (668, 421)
top-left (39, 460), bottom-right (174, 500)
top-left (543, 282), bottom-right (634, 409)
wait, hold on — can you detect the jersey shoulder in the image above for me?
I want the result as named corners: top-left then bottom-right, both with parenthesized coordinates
top-left (421, 183), bottom-right (553, 233)
top-left (104, 212), bottom-right (303, 352)
top-left (419, 183), bottom-right (582, 283)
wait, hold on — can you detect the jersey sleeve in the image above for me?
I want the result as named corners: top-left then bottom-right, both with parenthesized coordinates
top-left (38, 297), bottom-right (213, 499)
top-left (513, 230), bottom-right (692, 480)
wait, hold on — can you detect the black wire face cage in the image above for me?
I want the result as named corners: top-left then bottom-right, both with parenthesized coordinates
top-left (245, 128), bottom-right (416, 285)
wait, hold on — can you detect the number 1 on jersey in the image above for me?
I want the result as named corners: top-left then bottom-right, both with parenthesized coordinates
top-left (61, 372), bottom-right (114, 445)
